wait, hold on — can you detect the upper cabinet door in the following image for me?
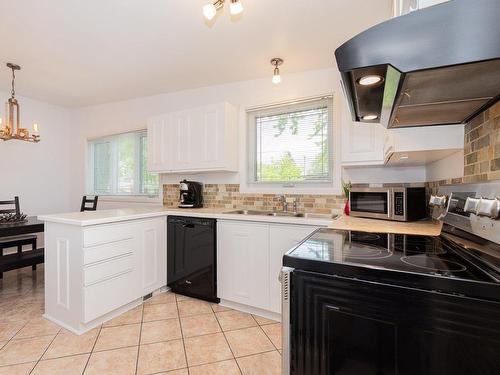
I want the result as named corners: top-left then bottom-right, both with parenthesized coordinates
top-left (147, 114), bottom-right (171, 172)
top-left (341, 120), bottom-right (386, 166)
top-left (154, 102), bottom-right (239, 173)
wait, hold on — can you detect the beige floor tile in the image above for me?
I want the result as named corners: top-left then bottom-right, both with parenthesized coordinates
top-left (211, 304), bottom-right (232, 313)
top-left (0, 336), bottom-right (54, 366)
top-left (143, 302), bottom-right (178, 322)
top-left (177, 299), bottom-right (212, 317)
top-left (94, 323), bottom-right (140, 352)
top-left (42, 328), bottom-right (99, 359)
top-left (141, 319), bottom-right (182, 344)
top-left (261, 323), bottom-right (282, 350)
top-left (137, 339), bottom-right (186, 375)
top-left (85, 346), bottom-right (138, 375)
top-left (102, 305), bottom-right (143, 327)
top-left (0, 321), bottom-right (26, 341)
top-left (175, 294), bottom-right (193, 302)
top-left (180, 313), bottom-right (221, 338)
top-left (31, 353), bottom-right (89, 375)
top-left (216, 310), bottom-right (258, 331)
top-left (184, 332), bottom-right (233, 366)
top-left (13, 317), bottom-right (60, 339)
top-left (0, 361), bottom-right (36, 375)
top-left (155, 369), bottom-right (189, 375)
top-left (236, 351), bottom-right (282, 375)
top-left (145, 292), bottom-right (177, 305)
top-left (189, 359), bottom-right (241, 375)
top-left (225, 327), bottom-right (275, 357)
top-left (252, 315), bottom-right (279, 326)
top-left (0, 342), bottom-right (5, 350)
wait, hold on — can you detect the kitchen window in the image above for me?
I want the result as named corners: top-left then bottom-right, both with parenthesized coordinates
top-left (87, 130), bottom-right (159, 197)
top-left (247, 96), bottom-right (334, 187)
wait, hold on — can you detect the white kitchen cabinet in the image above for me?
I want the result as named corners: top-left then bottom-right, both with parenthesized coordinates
top-left (341, 119), bottom-right (387, 166)
top-left (147, 115), bottom-right (170, 172)
top-left (268, 224), bottom-right (318, 313)
top-left (44, 216), bottom-right (167, 334)
top-left (217, 220), bottom-right (320, 314)
top-left (393, 0), bottom-right (449, 17)
top-left (140, 217), bottom-right (167, 296)
top-left (217, 221), bottom-right (270, 310)
top-left (147, 102), bottom-right (239, 173)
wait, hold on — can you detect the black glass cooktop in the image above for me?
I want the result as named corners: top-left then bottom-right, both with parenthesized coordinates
top-left (284, 229), bottom-right (500, 285)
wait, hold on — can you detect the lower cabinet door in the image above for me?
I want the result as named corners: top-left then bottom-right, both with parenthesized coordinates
top-left (83, 270), bottom-right (136, 323)
top-left (140, 217), bottom-right (167, 296)
top-left (217, 221), bottom-right (270, 310)
top-left (269, 224), bottom-right (318, 313)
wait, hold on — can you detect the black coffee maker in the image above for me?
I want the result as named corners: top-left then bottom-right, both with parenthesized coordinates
top-left (179, 180), bottom-right (203, 208)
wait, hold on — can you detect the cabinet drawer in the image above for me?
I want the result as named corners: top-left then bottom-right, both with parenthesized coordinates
top-left (83, 270), bottom-right (136, 323)
top-left (84, 254), bottom-right (134, 286)
top-left (83, 239), bottom-right (134, 265)
top-left (83, 224), bottom-right (134, 247)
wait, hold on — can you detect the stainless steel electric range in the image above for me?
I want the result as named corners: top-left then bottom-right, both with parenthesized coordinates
top-left (281, 182), bottom-right (500, 375)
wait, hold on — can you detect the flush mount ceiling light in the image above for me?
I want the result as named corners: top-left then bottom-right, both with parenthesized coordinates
top-left (357, 75), bottom-right (384, 86)
top-left (361, 114), bottom-right (378, 121)
top-left (203, 0), bottom-right (243, 21)
top-left (271, 58), bottom-right (284, 84)
top-left (0, 63), bottom-right (40, 143)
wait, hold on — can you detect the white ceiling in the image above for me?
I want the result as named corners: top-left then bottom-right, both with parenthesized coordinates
top-left (0, 0), bottom-right (392, 107)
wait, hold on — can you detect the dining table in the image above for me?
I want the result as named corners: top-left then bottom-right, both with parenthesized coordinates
top-left (0, 216), bottom-right (44, 238)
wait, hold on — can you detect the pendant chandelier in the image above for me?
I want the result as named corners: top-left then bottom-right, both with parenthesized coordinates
top-left (203, 0), bottom-right (243, 21)
top-left (0, 63), bottom-right (40, 143)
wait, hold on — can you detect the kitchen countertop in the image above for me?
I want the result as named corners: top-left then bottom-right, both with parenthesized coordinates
top-left (38, 207), bottom-right (442, 236)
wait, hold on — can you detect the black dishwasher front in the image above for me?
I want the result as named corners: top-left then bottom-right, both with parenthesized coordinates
top-left (167, 216), bottom-right (219, 303)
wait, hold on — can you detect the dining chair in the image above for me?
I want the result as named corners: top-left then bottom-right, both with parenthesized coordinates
top-left (0, 196), bottom-right (38, 279)
top-left (81, 195), bottom-right (99, 212)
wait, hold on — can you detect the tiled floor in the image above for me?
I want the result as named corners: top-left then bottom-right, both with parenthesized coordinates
top-left (0, 266), bottom-right (283, 374)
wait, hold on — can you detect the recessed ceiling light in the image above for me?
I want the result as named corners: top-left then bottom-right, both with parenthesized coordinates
top-left (358, 75), bottom-right (383, 86)
top-left (362, 114), bottom-right (378, 121)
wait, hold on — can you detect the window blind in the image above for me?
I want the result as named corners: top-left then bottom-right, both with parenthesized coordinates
top-left (251, 99), bottom-right (331, 183)
top-left (88, 130), bottom-right (159, 196)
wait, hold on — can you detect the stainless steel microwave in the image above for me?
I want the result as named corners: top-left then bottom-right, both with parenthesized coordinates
top-left (349, 187), bottom-right (427, 221)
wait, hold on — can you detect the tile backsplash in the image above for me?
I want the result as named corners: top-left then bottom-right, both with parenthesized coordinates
top-left (163, 184), bottom-right (345, 214)
top-left (463, 101), bottom-right (500, 182)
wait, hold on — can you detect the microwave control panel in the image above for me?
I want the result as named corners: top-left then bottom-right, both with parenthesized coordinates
top-left (394, 192), bottom-right (404, 216)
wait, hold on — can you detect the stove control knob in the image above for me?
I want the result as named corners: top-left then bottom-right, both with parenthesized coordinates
top-left (464, 197), bottom-right (480, 214)
top-left (475, 198), bottom-right (500, 219)
top-left (429, 195), bottom-right (447, 207)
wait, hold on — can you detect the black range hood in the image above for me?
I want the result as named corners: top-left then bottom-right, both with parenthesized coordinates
top-left (335, 0), bottom-right (500, 128)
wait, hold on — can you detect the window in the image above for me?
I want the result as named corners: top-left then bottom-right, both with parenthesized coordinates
top-left (248, 97), bottom-right (333, 185)
top-left (88, 130), bottom-right (159, 197)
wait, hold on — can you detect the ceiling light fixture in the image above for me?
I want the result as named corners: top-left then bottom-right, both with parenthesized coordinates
top-left (0, 63), bottom-right (40, 143)
top-left (362, 114), bottom-right (378, 121)
top-left (203, 0), bottom-right (243, 21)
top-left (358, 75), bottom-right (383, 86)
top-left (271, 58), bottom-right (284, 85)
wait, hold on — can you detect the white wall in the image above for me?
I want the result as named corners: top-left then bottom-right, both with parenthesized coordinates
top-left (426, 150), bottom-right (464, 181)
top-left (0, 91), bottom-right (74, 215)
top-left (71, 68), bottom-right (345, 204)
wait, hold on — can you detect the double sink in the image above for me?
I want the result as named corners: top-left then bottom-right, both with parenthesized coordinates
top-left (224, 210), bottom-right (337, 220)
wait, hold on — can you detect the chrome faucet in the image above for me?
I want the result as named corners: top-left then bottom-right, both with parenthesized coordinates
top-left (277, 195), bottom-right (288, 212)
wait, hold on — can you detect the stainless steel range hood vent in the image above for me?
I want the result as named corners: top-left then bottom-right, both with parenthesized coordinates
top-left (335, 0), bottom-right (500, 128)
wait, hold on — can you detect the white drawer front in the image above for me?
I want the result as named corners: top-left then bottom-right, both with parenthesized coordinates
top-left (84, 254), bottom-right (134, 286)
top-left (83, 224), bottom-right (134, 247)
top-left (83, 270), bottom-right (136, 323)
top-left (83, 239), bottom-right (134, 265)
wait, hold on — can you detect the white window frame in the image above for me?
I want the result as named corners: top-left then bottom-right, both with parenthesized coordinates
top-left (242, 95), bottom-right (342, 195)
top-left (86, 129), bottom-right (162, 203)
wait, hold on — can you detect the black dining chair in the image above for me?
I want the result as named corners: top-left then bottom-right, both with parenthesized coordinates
top-left (0, 196), bottom-right (38, 279)
top-left (81, 195), bottom-right (99, 212)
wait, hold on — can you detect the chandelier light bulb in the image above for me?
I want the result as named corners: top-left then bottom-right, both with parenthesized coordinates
top-left (270, 58), bottom-right (284, 85)
top-left (203, 3), bottom-right (217, 20)
top-left (230, 0), bottom-right (243, 15)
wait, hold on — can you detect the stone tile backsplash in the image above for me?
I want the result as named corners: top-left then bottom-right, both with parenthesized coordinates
top-left (463, 101), bottom-right (500, 182)
top-left (163, 184), bottom-right (345, 214)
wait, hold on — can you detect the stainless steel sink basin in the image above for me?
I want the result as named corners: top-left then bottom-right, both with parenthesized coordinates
top-left (223, 210), bottom-right (338, 220)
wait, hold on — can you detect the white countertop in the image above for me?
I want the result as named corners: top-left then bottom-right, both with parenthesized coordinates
top-left (38, 206), bottom-right (337, 227)
top-left (38, 207), bottom-right (443, 236)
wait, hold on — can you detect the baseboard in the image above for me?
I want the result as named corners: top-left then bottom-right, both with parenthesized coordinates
top-left (219, 299), bottom-right (281, 322)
